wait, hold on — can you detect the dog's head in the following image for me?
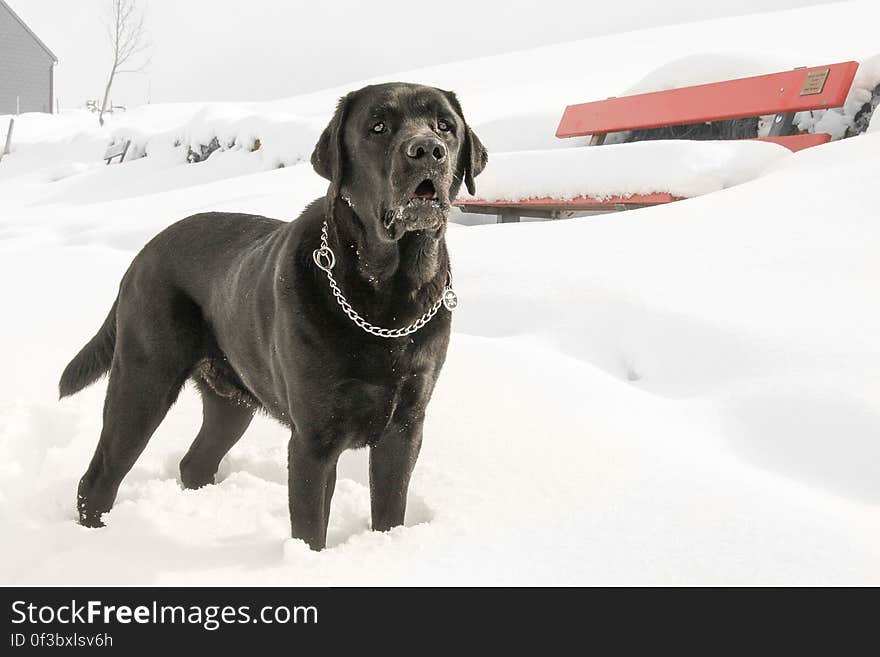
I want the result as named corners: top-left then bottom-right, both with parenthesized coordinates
top-left (311, 82), bottom-right (487, 242)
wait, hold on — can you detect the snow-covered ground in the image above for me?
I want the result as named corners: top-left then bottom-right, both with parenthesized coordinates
top-left (1, 1), bottom-right (879, 585)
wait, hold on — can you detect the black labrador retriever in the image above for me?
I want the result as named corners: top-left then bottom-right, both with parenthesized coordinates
top-left (59, 82), bottom-right (487, 551)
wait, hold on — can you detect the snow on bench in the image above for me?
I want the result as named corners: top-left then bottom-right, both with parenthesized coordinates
top-left (456, 139), bottom-right (790, 220)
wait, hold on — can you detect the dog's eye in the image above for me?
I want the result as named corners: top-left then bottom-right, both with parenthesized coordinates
top-left (371, 122), bottom-right (386, 134)
top-left (437, 120), bottom-right (451, 132)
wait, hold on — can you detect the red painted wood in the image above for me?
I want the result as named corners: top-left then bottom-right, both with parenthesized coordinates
top-left (556, 62), bottom-right (859, 138)
top-left (754, 133), bottom-right (831, 151)
top-left (455, 192), bottom-right (679, 210)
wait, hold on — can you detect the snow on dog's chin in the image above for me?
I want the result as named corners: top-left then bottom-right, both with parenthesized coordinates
top-left (384, 199), bottom-right (449, 240)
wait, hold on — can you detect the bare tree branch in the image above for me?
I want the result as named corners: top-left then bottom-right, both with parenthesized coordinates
top-left (99, 0), bottom-right (151, 126)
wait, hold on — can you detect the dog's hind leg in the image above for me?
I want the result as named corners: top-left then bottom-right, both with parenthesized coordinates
top-left (77, 293), bottom-right (202, 528)
top-left (180, 383), bottom-right (254, 489)
top-left (77, 358), bottom-right (193, 527)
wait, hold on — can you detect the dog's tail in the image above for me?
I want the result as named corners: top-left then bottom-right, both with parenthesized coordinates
top-left (59, 300), bottom-right (118, 399)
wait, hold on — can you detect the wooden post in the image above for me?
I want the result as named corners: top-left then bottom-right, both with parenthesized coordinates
top-left (1, 118), bottom-right (14, 162)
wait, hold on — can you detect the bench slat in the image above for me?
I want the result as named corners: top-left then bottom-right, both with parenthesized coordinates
top-left (556, 61), bottom-right (859, 138)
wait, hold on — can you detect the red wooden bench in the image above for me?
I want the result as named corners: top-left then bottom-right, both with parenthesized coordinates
top-left (456, 61), bottom-right (859, 223)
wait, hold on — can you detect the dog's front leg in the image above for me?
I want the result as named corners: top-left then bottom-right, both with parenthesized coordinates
top-left (288, 433), bottom-right (338, 551)
top-left (369, 422), bottom-right (423, 532)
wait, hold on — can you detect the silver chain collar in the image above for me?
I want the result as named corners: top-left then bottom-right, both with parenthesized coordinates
top-left (312, 221), bottom-right (458, 338)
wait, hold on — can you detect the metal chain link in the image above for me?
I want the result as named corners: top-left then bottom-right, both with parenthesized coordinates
top-left (312, 221), bottom-right (457, 338)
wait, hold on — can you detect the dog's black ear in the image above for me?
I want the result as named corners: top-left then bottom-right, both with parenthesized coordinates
top-left (444, 91), bottom-right (488, 196)
top-left (462, 126), bottom-right (488, 196)
top-left (311, 93), bottom-right (352, 184)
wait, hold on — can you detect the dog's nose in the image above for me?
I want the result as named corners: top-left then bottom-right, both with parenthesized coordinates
top-left (405, 137), bottom-right (447, 162)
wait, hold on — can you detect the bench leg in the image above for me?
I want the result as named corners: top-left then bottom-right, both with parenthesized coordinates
top-left (499, 209), bottom-right (520, 224)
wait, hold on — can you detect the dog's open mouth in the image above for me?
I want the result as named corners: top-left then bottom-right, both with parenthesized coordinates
top-left (404, 178), bottom-right (442, 211)
top-left (412, 178), bottom-right (438, 201)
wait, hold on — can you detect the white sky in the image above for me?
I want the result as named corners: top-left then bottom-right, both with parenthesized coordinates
top-left (9, 0), bottom-right (832, 109)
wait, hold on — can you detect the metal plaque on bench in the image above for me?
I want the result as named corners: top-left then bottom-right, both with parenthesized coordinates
top-left (800, 69), bottom-right (830, 96)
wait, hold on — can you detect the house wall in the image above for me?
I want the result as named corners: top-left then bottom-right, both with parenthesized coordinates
top-left (0, 4), bottom-right (55, 113)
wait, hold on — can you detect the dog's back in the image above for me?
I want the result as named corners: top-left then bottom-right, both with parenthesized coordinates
top-left (59, 211), bottom-right (287, 400)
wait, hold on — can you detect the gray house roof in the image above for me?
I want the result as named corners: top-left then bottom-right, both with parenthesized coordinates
top-left (0, 0), bottom-right (57, 63)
